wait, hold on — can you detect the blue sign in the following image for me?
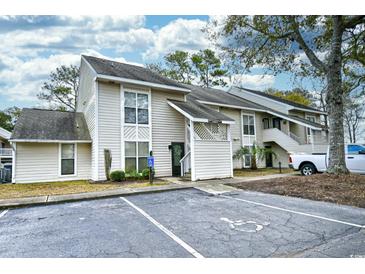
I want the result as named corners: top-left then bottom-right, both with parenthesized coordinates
top-left (147, 156), bottom-right (154, 168)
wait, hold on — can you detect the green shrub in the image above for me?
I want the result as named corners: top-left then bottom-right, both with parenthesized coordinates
top-left (142, 168), bottom-right (150, 179)
top-left (110, 170), bottom-right (125, 182)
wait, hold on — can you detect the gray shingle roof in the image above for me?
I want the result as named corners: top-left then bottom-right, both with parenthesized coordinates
top-left (11, 108), bottom-right (91, 141)
top-left (235, 87), bottom-right (323, 113)
top-left (184, 84), bottom-right (266, 111)
top-left (83, 55), bottom-right (189, 91)
top-left (168, 99), bottom-right (234, 123)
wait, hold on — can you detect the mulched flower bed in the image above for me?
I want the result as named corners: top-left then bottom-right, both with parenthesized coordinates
top-left (227, 173), bottom-right (365, 208)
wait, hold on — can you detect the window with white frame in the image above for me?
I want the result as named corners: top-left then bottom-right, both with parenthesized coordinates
top-left (242, 114), bottom-right (255, 135)
top-left (125, 141), bottom-right (149, 172)
top-left (242, 114), bottom-right (256, 145)
top-left (124, 91), bottom-right (149, 124)
top-left (60, 144), bottom-right (75, 175)
top-left (243, 145), bottom-right (252, 168)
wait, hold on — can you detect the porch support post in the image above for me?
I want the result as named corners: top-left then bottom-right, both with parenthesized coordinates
top-left (310, 128), bottom-right (314, 153)
top-left (189, 119), bottom-right (196, 182)
top-left (11, 142), bottom-right (16, 183)
top-left (228, 124), bottom-right (233, 178)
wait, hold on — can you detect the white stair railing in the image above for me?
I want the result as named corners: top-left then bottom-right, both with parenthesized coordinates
top-left (180, 151), bottom-right (191, 176)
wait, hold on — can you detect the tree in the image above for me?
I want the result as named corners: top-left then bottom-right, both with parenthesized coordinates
top-left (146, 51), bottom-right (195, 84)
top-left (191, 49), bottom-right (228, 88)
top-left (37, 65), bottom-right (80, 111)
top-left (207, 15), bottom-right (365, 174)
top-left (147, 49), bottom-right (229, 88)
top-left (265, 87), bottom-right (314, 106)
top-left (233, 144), bottom-right (277, 170)
top-left (0, 111), bottom-right (13, 132)
top-left (0, 106), bottom-right (21, 131)
top-left (344, 97), bottom-right (365, 143)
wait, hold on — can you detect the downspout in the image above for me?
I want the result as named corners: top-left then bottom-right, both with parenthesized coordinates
top-left (10, 141), bottom-right (16, 183)
top-left (189, 120), bottom-right (196, 181)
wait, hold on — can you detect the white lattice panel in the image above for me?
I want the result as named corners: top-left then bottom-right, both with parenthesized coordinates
top-left (124, 126), bottom-right (136, 140)
top-left (194, 122), bottom-right (228, 141)
top-left (138, 126), bottom-right (150, 140)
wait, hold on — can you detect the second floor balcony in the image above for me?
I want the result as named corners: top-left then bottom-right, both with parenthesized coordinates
top-left (0, 148), bottom-right (12, 157)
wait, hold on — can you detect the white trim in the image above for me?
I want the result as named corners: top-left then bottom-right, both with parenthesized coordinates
top-left (167, 101), bottom-right (235, 125)
top-left (292, 106), bottom-right (326, 115)
top-left (96, 74), bottom-right (191, 93)
top-left (190, 120), bottom-right (196, 181)
top-left (120, 84), bottom-right (124, 170)
top-left (10, 139), bottom-right (92, 143)
top-left (197, 100), bottom-right (264, 112)
top-left (94, 80), bottom-right (99, 180)
top-left (0, 127), bottom-right (11, 140)
top-left (305, 114), bottom-right (317, 144)
top-left (11, 142), bottom-right (16, 183)
top-left (148, 87), bottom-right (152, 154)
top-left (231, 87), bottom-right (326, 115)
top-left (167, 101), bottom-right (209, 123)
top-left (266, 110), bottom-right (322, 130)
top-left (58, 143), bottom-right (77, 177)
top-left (242, 112), bottom-right (256, 146)
top-left (228, 124), bottom-right (233, 177)
top-left (198, 99), bottom-right (323, 130)
top-left (81, 56), bottom-right (98, 75)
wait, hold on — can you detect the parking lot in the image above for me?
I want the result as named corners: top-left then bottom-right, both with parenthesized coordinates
top-left (1, 188), bottom-right (365, 258)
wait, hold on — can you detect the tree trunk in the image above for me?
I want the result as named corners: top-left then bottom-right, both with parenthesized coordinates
top-left (353, 125), bottom-right (357, 143)
top-left (325, 16), bottom-right (349, 174)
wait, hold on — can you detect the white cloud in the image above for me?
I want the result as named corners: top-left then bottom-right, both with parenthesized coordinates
top-left (229, 74), bottom-right (275, 90)
top-left (143, 18), bottom-right (210, 61)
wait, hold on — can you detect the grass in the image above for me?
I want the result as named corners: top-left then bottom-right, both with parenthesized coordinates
top-left (234, 168), bottom-right (295, 177)
top-left (228, 173), bottom-right (365, 208)
top-left (0, 179), bottom-right (168, 200)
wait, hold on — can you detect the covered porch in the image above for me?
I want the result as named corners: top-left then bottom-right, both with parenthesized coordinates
top-left (168, 99), bottom-right (235, 181)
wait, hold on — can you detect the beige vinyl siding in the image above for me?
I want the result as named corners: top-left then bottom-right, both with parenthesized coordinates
top-left (15, 143), bottom-right (91, 183)
top-left (97, 82), bottom-right (121, 180)
top-left (194, 140), bottom-right (231, 180)
top-left (220, 107), bottom-right (242, 169)
top-left (271, 143), bottom-right (290, 168)
top-left (77, 58), bottom-right (96, 113)
top-left (151, 89), bottom-right (185, 177)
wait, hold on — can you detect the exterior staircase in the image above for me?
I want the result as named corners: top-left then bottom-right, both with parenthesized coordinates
top-left (262, 128), bottom-right (327, 154)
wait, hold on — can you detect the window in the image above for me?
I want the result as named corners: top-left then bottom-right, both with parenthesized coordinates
top-left (243, 145), bottom-right (253, 168)
top-left (242, 114), bottom-right (255, 135)
top-left (306, 116), bottom-right (316, 136)
top-left (348, 145), bottom-right (365, 154)
top-left (61, 144), bottom-right (75, 175)
top-left (124, 91), bottom-right (149, 124)
top-left (125, 141), bottom-right (149, 172)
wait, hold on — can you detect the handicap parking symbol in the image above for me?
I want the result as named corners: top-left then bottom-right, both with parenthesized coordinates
top-left (220, 217), bottom-right (270, 233)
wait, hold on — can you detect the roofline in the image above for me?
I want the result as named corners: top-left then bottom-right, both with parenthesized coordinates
top-left (197, 100), bottom-right (322, 130)
top-left (10, 139), bottom-right (92, 143)
top-left (96, 74), bottom-right (191, 93)
top-left (167, 101), bottom-right (235, 124)
top-left (0, 127), bottom-right (11, 140)
top-left (231, 87), bottom-right (326, 115)
top-left (197, 100), bottom-right (265, 112)
top-left (265, 110), bottom-right (323, 130)
top-left (291, 106), bottom-right (326, 115)
top-left (167, 101), bottom-right (209, 123)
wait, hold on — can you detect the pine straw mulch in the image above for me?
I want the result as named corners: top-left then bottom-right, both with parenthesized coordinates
top-left (227, 173), bottom-right (365, 208)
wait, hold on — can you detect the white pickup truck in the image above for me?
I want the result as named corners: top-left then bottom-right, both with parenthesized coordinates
top-left (289, 144), bottom-right (365, 176)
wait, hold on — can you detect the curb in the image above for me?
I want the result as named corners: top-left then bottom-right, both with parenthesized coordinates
top-left (0, 184), bottom-right (192, 209)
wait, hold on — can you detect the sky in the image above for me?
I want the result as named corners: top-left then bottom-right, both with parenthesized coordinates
top-left (0, 15), bottom-right (300, 110)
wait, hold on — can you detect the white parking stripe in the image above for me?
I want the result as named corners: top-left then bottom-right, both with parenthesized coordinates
top-left (120, 197), bottom-right (204, 258)
top-left (0, 209), bottom-right (9, 219)
top-left (220, 194), bottom-right (365, 229)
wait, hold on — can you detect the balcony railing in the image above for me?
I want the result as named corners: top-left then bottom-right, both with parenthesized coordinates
top-left (0, 148), bottom-right (12, 157)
